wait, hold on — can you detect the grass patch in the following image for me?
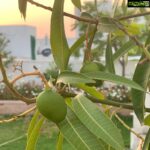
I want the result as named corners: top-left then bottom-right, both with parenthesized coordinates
top-left (0, 114), bottom-right (132, 149)
top-left (0, 115), bottom-right (73, 150)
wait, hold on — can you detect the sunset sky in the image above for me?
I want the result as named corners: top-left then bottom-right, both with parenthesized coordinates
top-left (0, 0), bottom-right (76, 38)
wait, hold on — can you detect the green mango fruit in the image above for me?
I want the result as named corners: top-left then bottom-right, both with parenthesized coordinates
top-left (80, 62), bottom-right (105, 87)
top-left (36, 89), bottom-right (67, 123)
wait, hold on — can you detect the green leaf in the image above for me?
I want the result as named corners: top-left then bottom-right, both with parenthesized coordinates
top-left (70, 34), bottom-right (86, 55)
top-left (106, 34), bottom-right (115, 73)
top-left (145, 31), bottom-right (150, 46)
top-left (57, 108), bottom-right (107, 150)
top-left (81, 12), bottom-right (93, 19)
top-left (50, 0), bottom-right (70, 71)
top-left (70, 30), bottom-right (94, 55)
top-left (26, 117), bottom-right (45, 150)
top-left (27, 110), bottom-right (40, 140)
top-left (113, 41), bottom-right (135, 60)
top-left (18, 0), bottom-right (27, 19)
top-left (131, 54), bottom-right (150, 123)
top-left (73, 94), bottom-right (124, 150)
top-left (142, 128), bottom-right (150, 150)
top-left (74, 83), bottom-right (105, 100)
top-left (83, 71), bottom-right (144, 91)
top-left (98, 17), bottom-right (117, 33)
top-left (56, 132), bottom-right (63, 150)
top-left (144, 114), bottom-right (150, 126)
top-left (71, 0), bottom-right (81, 11)
top-left (57, 71), bottom-right (95, 84)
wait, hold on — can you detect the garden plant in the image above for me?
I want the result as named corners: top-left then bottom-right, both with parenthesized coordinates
top-left (1, 0), bottom-right (150, 149)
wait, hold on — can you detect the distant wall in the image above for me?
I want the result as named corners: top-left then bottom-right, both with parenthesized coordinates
top-left (0, 25), bottom-right (36, 59)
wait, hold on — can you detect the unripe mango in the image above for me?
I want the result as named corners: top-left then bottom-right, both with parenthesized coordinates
top-left (36, 89), bottom-right (67, 123)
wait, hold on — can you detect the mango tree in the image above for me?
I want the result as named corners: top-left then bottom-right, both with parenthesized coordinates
top-left (1, 0), bottom-right (150, 149)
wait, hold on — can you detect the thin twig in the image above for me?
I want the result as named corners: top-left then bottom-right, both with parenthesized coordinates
top-left (111, 19), bottom-right (150, 60)
top-left (0, 105), bottom-right (36, 123)
top-left (115, 114), bottom-right (144, 142)
top-left (11, 70), bottom-right (50, 89)
top-left (27, 0), bottom-right (150, 24)
top-left (27, 0), bottom-right (98, 24)
top-left (0, 55), bottom-right (35, 104)
top-left (118, 11), bottom-right (150, 21)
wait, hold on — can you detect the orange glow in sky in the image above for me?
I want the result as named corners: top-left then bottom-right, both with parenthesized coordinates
top-left (0, 0), bottom-right (76, 38)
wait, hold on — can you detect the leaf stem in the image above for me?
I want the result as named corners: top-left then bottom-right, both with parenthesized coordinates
top-left (115, 114), bottom-right (144, 142)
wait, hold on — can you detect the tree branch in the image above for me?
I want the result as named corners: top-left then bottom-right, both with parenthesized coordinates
top-left (115, 114), bottom-right (144, 142)
top-left (0, 55), bottom-right (35, 104)
top-left (111, 19), bottom-right (150, 60)
top-left (0, 105), bottom-right (36, 123)
top-left (118, 11), bottom-right (150, 21)
top-left (27, 0), bottom-right (98, 24)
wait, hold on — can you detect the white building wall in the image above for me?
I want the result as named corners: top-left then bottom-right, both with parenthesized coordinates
top-left (0, 25), bottom-right (36, 59)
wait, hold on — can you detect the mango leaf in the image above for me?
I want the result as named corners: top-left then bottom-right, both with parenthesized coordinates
top-left (27, 110), bottom-right (40, 140)
top-left (81, 12), bottom-right (93, 19)
top-left (144, 114), bottom-right (150, 126)
top-left (131, 54), bottom-right (150, 123)
top-left (114, 22), bottom-right (144, 36)
top-left (145, 32), bottom-right (150, 46)
top-left (57, 71), bottom-right (95, 84)
top-left (18, 0), bottom-right (27, 19)
top-left (57, 107), bottom-right (107, 150)
top-left (83, 71), bottom-right (144, 91)
top-left (74, 83), bottom-right (105, 100)
top-left (50, 0), bottom-right (70, 71)
top-left (113, 41), bottom-right (135, 60)
top-left (70, 34), bottom-right (86, 55)
top-left (98, 17), bottom-right (117, 33)
top-left (71, 0), bottom-right (81, 11)
top-left (72, 94), bottom-right (124, 150)
top-left (105, 33), bottom-right (115, 73)
top-left (26, 117), bottom-right (45, 150)
top-left (56, 132), bottom-right (63, 150)
top-left (142, 129), bottom-right (150, 150)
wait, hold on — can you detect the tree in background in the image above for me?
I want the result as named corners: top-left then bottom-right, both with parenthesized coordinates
top-left (73, 0), bottom-right (149, 76)
top-left (1, 0), bottom-right (150, 150)
top-left (0, 33), bottom-right (14, 67)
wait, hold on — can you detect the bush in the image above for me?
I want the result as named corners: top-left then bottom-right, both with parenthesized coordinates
top-left (100, 85), bottom-right (131, 103)
top-left (0, 81), bottom-right (43, 100)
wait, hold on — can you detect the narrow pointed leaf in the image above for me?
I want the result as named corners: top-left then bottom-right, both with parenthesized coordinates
top-left (113, 41), bottom-right (135, 60)
top-left (57, 108), bottom-right (107, 150)
top-left (142, 129), bottom-right (150, 150)
top-left (70, 34), bottom-right (86, 55)
top-left (84, 71), bottom-right (144, 91)
top-left (145, 32), bottom-right (150, 46)
top-left (71, 0), bottom-right (81, 10)
top-left (73, 94), bottom-right (124, 150)
top-left (57, 71), bottom-right (95, 84)
top-left (144, 114), bottom-right (150, 126)
top-left (75, 83), bottom-right (105, 100)
top-left (18, 0), bottom-right (27, 19)
top-left (106, 34), bottom-right (115, 73)
top-left (27, 110), bottom-right (40, 140)
top-left (50, 0), bottom-right (70, 71)
top-left (26, 117), bottom-right (45, 150)
top-left (131, 54), bottom-right (150, 123)
top-left (56, 132), bottom-right (63, 150)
